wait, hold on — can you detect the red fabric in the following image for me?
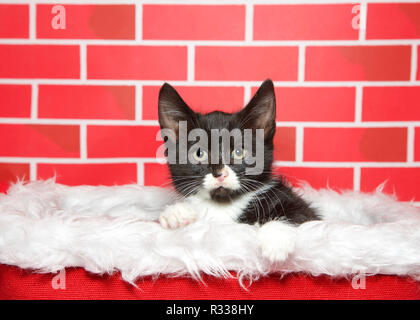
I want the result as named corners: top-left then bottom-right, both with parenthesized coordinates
top-left (0, 265), bottom-right (419, 300)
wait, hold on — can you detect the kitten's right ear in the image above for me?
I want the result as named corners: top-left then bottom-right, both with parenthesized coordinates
top-left (158, 83), bottom-right (194, 139)
top-left (239, 79), bottom-right (276, 140)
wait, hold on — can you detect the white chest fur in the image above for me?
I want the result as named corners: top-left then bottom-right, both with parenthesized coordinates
top-left (159, 186), bottom-right (266, 229)
top-left (185, 186), bottom-right (273, 223)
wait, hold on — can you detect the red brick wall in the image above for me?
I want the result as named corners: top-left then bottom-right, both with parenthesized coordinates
top-left (0, 1), bottom-right (419, 204)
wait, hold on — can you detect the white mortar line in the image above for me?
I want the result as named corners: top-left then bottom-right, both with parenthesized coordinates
top-left (187, 44), bottom-right (195, 82)
top-left (29, 2), bottom-right (36, 40)
top-left (298, 45), bottom-right (305, 82)
top-left (358, 1), bottom-right (367, 41)
top-left (245, 2), bottom-right (253, 42)
top-left (0, 158), bottom-right (160, 164)
top-left (411, 45), bottom-right (418, 82)
top-left (295, 126), bottom-right (304, 163)
top-left (1, 39), bottom-right (420, 46)
top-left (135, 85), bottom-right (142, 121)
top-left (137, 161), bottom-right (144, 185)
top-left (136, 1), bottom-right (142, 41)
top-left (1, 118), bottom-right (420, 127)
top-left (1, 79), bottom-right (419, 87)
top-left (407, 126), bottom-right (415, 163)
top-left (10, 0), bottom-right (420, 5)
top-left (354, 85), bottom-right (362, 122)
top-left (353, 166), bottom-right (361, 191)
top-left (29, 162), bottom-right (37, 181)
top-left (243, 85), bottom-right (251, 104)
top-left (80, 124), bottom-right (87, 159)
top-left (80, 44), bottom-right (87, 80)
top-left (273, 161), bottom-right (420, 168)
top-left (30, 83), bottom-right (38, 119)
top-left (0, 118), bottom-right (160, 125)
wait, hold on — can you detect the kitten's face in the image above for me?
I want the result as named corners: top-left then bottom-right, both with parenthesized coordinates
top-left (158, 79), bottom-right (276, 203)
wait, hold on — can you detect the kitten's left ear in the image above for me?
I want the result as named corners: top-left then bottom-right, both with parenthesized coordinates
top-left (239, 79), bottom-right (276, 140)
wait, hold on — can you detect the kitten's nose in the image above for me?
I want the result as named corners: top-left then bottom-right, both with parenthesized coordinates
top-left (213, 167), bottom-right (229, 182)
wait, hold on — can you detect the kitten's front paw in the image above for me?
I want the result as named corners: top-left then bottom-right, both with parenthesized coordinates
top-left (159, 202), bottom-right (197, 229)
top-left (257, 221), bottom-right (297, 263)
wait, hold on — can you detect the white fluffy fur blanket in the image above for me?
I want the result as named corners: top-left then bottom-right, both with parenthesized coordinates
top-left (0, 180), bottom-right (419, 284)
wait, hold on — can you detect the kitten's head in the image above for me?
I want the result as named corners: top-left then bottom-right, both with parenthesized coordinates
top-left (158, 79), bottom-right (276, 203)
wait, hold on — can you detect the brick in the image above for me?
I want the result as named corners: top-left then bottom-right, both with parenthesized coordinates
top-left (0, 45), bottom-right (79, 79)
top-left (367, 3), bottom-right (420, 39)
top-left (251, 86), bottom-right (355, 122)
top-left (87, 125), bottom-right (162, 158)
top-left (87, 45), bottom-right (187, 80)
top-left (37, 163), bottom-right (137, 186)
top-left (142, 86), bottom-right (244, 120)
top-left (0, 5), bottom-right (29, 38)
top-left (0, 85), bottom-right (31, 118)
top-left (0, 163), bottom-right (29, 193)
top-left (38, 85), bottom-right (135, 120)
top-left (274, 127), bottom-right (296, 161)
top-left (416, 128), bottom-right (420, 161)
top-left (361, 168), bottom-right (420, 201)
top-left (275, 166), bottom-right (354, 190)
top-left (37, 4), bottom-right (135, 40)
top-left (254, 4), bottom-right (358, 40)
top-left (143, 5), bottom-right (244, 40)
top-left (305, 46), bottom-right (411, 81)
top-left (144, 163), bottom-right (172, 187)
top-left (363, 87), bottom-right (420, 121)
top-left (195, 46), bottom-right (298, 81)
top-left (304, 128), bottom-right (407, 162)
top-left (0, 124), bottom-right (79, 158)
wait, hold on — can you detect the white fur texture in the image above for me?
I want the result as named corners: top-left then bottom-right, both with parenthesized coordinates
top-left (257, 221), bottom-right (297, 263)
top-left (0, 179), bottom-right (420, 284)
top-left (203, 165), bottom-right (241, 191)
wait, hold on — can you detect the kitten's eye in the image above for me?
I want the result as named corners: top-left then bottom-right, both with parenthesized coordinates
top-left (232, 148), bottom-right (247, 160)
top-left (193, 148), bottom-right (208, 162)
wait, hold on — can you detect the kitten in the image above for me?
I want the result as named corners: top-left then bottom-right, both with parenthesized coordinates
top-left (158, 79), bottom-right (319, 262)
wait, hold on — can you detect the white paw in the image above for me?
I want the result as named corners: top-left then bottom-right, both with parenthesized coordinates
top-left (159, 202), bottom-right (197, 229)
top-left (257, 220), bottom-right (297, 263)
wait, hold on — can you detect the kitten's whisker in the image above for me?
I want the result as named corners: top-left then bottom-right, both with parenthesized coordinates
top-left (241, 181), bottom-right (265, 221)
top-left (239, 183), bottom-right (260, 221)
top-left (175, 181), bottom-right (201, 200)
top-left (156, 176), bottom-right (200, 188)
top-left (171, 175), bottom-right (203, 178)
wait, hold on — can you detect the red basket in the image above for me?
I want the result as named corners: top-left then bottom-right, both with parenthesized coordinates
top-left (1, 264), bottom-right (419, 300)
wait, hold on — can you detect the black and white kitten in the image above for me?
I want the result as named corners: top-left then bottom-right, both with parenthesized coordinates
top-left (158, 79), bottom-right (319, 262)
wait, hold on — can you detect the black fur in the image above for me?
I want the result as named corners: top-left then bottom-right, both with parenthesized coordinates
top-left (158, 79), bottom-right (319, 226)
top-left (238, 176), bottom-right (319, 225)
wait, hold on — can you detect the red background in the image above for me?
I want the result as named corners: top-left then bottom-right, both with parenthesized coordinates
top-left (0, 2), bottom-right (419, 203)
top-left (0, 1), bottom-right (419, 299)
